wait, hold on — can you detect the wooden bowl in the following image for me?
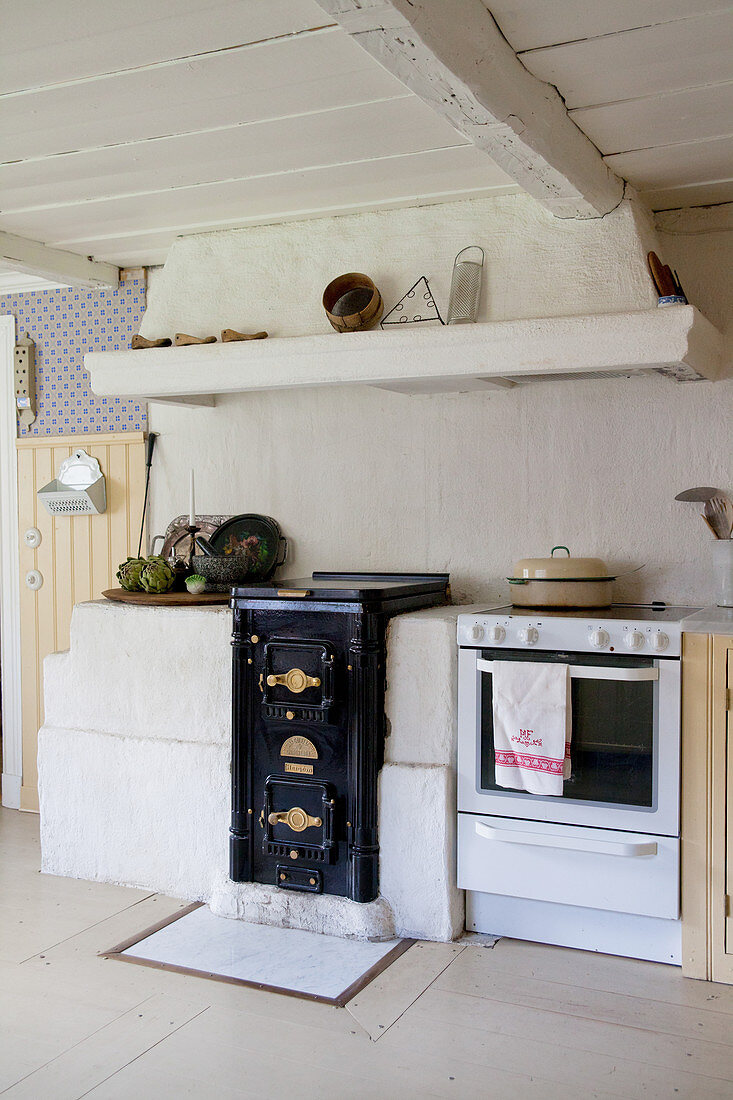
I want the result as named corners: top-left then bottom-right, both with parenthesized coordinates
top-left (322, 273), bottom-right (383, 333)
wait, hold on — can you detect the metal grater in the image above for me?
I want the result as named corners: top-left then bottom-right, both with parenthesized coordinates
top-left (447, 246), bottom-right (484, 324)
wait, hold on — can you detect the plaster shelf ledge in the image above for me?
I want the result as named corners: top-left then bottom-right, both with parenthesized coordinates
top-left (86, 306), bottom-right (725, 406)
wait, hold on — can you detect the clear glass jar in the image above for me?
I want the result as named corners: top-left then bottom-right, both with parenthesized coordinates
top-left (711, 539), bottom-right (733, 607)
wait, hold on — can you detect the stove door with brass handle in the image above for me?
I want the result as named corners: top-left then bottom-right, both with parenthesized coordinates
top-left (267, 806), bottom-right (322, 832)
top-left (263, 776), bottom-right (336, 854)
top-left (266, 667), bottom-right (321, 694)
top-left (261, 640), bottom-right (335, 719)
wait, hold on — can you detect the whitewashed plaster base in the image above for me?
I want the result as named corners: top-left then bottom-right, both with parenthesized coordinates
top-left (208, 879), bottom-right (396, 941)
top-left (39, 726), bottom-right (230, 901)
top-left (38, 600), bottom-right (466, 941)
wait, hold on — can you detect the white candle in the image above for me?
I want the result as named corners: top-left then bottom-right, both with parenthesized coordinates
top-left (189, 469), bottom-right (196, 526)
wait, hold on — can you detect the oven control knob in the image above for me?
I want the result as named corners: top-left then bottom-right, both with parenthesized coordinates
top-left (623, 631), bottom-right (644, 650)
top-left (487, 625), bottom-right (506, 644)
top-left (470, 624), bottom-right (485, 641)
top-left (650, 631), bottom-right (670, 652)
top-left (518, 627), bottom-right (539, 646)
top-left (588, 629), bottom-right (610, 649)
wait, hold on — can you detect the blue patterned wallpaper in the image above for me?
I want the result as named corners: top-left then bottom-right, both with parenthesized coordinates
top-left (0, 275), bottom-right (147, 436)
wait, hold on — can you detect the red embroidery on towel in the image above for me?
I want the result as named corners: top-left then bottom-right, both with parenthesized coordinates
top-left (495, 750), bottom-right (565, 775)
top-left (512, 729), bottom-right (544, 748)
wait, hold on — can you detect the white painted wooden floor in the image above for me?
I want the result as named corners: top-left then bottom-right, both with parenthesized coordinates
top-left (1, 806), bottom-right (733, 1099)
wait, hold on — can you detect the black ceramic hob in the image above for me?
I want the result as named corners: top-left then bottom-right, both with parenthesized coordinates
top-left (229, 572), bottom-right (449, 902)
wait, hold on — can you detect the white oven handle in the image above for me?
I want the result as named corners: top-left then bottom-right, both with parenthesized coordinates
top-left (475, 821), bottom-right (658, 857)
top-left (476, 659), bottom-right (658, 682)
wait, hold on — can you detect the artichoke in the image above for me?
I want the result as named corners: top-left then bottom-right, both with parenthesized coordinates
top-left (139, 558), bottom-right (176, 594)
top-left (116, 557), bottom-right (146, 591)
top-left (185, 574), bottom-right (207, 595)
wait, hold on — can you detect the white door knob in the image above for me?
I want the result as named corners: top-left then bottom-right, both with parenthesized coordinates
top-left (487, 625), bottom-right (506, 644)
top-left (470, 625), bottom-right (485, 641)
top-left (650, 632), bottom-right (669, 652)
top-left (25, 569), bottom-right (43, 590)
top-left (518, 627), bottom-right (539, 646)
top-left (588, 629), bottom-right (610, 649)
top-left (24, 527), bottom-right (42, 549)
top-left (624, 631), bottom-right (644, 650)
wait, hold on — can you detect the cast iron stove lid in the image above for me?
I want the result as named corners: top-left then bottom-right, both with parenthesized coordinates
top-left (232, 571), bottom-right (449, 601)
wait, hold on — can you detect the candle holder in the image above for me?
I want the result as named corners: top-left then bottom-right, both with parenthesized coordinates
top-left (186, 523), bottom-right (201, 572)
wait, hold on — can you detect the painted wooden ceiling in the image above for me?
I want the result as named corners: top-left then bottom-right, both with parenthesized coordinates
top-left (0, 0), bottom-right (517, 272)
top-left (488, 0), bottom-right (733, 212)
top-left (0, 0), bottom-right (730, 286)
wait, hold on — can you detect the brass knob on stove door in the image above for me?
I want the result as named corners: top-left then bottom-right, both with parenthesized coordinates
top-left (266, 668), bottom-right (321, 693)
top-left (267, 806), bottom-right (322, 832)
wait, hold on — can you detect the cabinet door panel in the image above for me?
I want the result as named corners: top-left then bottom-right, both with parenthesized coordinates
top-left (721, 651), bottom-right (726, 963)
top-left (711, 637), bottom-right (733, 983)
top-left (681, 632), bottom-right (713, 979)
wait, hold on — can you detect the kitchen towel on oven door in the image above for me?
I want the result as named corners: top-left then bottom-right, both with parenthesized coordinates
top-left (492, 662), bottom-right (571, 795)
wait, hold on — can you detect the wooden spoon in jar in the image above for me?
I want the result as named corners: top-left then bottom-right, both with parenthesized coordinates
top-left (705, 496), bottom-right (733, 539)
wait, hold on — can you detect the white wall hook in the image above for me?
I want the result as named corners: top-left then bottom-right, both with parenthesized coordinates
top-left (25, 569), bottom-right (43, 591)
top-left (24, 527), bottom-right (42, 549)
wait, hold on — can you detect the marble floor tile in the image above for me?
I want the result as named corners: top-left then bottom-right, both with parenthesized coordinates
top-left (120, 906), bottom-right (407, 1000)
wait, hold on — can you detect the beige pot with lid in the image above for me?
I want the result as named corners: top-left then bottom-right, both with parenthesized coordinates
top-left (508, 546), bottom-right (614, 608)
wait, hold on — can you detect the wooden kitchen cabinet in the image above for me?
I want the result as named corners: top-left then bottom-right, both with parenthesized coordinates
top-left (681, 632), bottom-right (733, 983)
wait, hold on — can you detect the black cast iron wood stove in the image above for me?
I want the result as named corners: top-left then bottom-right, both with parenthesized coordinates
top-left (230, 572), bottom-right (449, 902)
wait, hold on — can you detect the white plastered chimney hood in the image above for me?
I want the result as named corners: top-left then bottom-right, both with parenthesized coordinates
top-left (86, 305), bottom-right (726, 408)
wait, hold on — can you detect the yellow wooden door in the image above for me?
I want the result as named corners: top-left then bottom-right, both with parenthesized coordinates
top-left (16, 432), bottom-right (147, 811)
top-left (711, 634), bottom-right (733, 984)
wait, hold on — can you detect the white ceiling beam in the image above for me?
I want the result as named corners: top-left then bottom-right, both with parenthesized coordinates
top-left (314, 0), bottom-right (625, 218)
top-left (655, 202), bottom-right (733, 236)
top-left (0, 231), bottom-right (119, 288)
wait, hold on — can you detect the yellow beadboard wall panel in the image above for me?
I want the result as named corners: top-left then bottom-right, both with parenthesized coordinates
top-left (16, 432), bottom-right (146, 810)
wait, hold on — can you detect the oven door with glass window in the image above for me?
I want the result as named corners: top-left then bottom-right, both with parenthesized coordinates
top-left (457, 646), bottom-right (681, 836)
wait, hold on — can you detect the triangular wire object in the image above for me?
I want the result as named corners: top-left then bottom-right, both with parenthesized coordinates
top-left (380, 276), bottom-right (444, 328)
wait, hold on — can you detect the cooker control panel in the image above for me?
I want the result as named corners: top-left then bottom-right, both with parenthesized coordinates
top-left (457, 611), bottom-right (682, 656)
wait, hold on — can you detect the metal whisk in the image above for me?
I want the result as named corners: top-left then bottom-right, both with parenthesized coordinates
top-left (447, 246), bottom-right (484, 324)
